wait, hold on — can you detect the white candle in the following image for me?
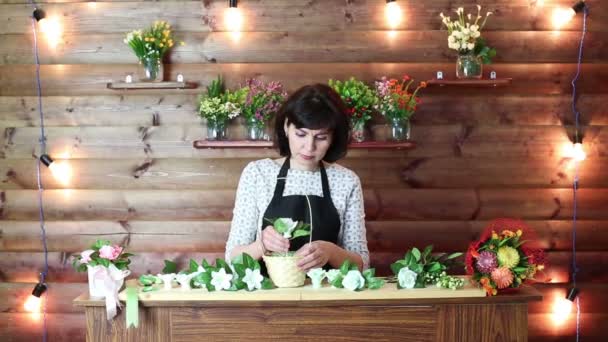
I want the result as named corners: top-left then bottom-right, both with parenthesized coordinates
top-left (177, 73), bottom-right (184, 83)
top-left (125, 74), bottom-right (132, 83)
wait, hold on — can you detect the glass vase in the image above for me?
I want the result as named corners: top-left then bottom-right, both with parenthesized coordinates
top-left (351, 121), bottom-right (366, 143)
top-left (246, 119), bottom-right (267, 141)
top-left (456, 54), bottom-right (483, 79)
top-left (206, 120), bottom-right (227, 140)
top-left (388, 117), bottom-right (411, 141)
top-left (140, 57), bottom-right (164, 82)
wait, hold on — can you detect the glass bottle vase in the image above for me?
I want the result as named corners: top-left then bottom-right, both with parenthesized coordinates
top-left (140, 57), bottom-right (164, 82)
top-left (388, 117), bottom-right (411, 141)
top-left (206, 120), bottom-right (227, 140)
top-left (456, 54), bottom-right (483, 79)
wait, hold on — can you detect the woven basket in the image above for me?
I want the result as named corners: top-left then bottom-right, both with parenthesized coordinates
top-left (261, 195), bottom-right (314, 288)
top-left (263, 254), bottom-right (306, 288)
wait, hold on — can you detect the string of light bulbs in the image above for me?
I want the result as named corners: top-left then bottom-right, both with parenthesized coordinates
top-left (568, 2), bottom-right (589, 341)
top-left (24, 2), bottom-right (51, 342)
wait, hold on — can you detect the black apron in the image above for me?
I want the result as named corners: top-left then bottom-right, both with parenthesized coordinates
top-left (261, 158), bottom-right (341, 269)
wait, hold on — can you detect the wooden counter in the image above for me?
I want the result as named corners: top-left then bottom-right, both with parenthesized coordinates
top-left (74, 281), bottom-right (541, 342)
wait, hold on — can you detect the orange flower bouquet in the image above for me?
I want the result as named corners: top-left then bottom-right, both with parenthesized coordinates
top-left (465, 218), bottom-right (546, 296)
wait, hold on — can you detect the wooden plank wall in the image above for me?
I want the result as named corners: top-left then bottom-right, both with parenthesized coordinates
top-left (1, 0), bottom-right (607, 340)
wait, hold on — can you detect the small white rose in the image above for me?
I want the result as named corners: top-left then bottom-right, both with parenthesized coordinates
top-left (467, 43), bottom-right (475, 50)
top-left (243, 268), bottom-right (264, 291)
top-left (276, 218), bottom-right (298, 238)
top-left (398, 267), bottom-right (418, 289)
top-left (211, 268), bottom-right (233, 291)
top-left (473, 31), bottom-right (481, 38)
top-left (342, 270), bottom-right (365, 291)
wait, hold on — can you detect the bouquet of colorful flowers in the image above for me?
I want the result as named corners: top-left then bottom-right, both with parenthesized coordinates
top-left (72, 240), bottom-right (133, 319)
top-left (374, 75), bottom-right (426, 122)
top-left (440, 5), bottom-right (496, 64)
top-left (198, 76), bottom-right (246, 127)
top-left (124, 21), bottom-right (180, 63)
top-left (72, 239), bottom-right (133, 272)
top-left (465, 218), bottom-right (546, 296)
top-left (241, 78), bottom-right (287, 129)
top-left (328, 77), bottom-right (378, 133)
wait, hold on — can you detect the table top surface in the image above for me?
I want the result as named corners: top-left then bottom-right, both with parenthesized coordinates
top-left (74, 278), bottom-right (542, 307)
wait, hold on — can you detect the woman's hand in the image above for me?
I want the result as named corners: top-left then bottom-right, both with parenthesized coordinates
top-left (261, 226), bottom-right (290, 253)
top-left (295, 241), bottom-right (335, 271)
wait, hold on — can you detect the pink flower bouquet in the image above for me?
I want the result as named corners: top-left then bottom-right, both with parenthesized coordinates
top-left (72, 239), bottom-right (133, 272)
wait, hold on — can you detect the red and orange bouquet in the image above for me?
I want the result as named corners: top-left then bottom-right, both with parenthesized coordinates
top-left (465, 218), bottom-right (546, 296)
top-left (374, 75), bottom-right (426, 122)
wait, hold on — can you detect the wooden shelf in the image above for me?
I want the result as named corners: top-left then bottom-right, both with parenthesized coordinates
top-left (193, 140), bottom-right (416, 150)
top-left (425, 78), bottom-right (512, 87)
top-left (107, 81), bottom-right (197, 90)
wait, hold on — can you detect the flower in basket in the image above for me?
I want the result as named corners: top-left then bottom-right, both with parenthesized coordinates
top-left (241, 78), bottom-right (287, 133)
top-left (198, 76), bottom-right (247, 139)
top-left (374, 75), bottom-right (426, 123)
top-left (328, 260), bottom-right (385, 291)
top-left (390, 245), bottom-right (464, 290)
top-left (465, 218), bottom-right (546, 296)
top-left (440, 6), bottom-right (496, 64)
top-left (72, 240), bottom-right (133, 320)
top-left (72, 239), bottom-right (133, 272)
top-left (328, 77), bottom-right (378, 141)
top-left (123, 21), bottom-right (183, 80)
top-left (264, 217), bottom-right (311, 256)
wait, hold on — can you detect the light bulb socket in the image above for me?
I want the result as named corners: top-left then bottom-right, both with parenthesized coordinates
top-left (566, 287), bottom-right (579, 301)
top-left (32, 282), bottom-right (47, 298)
top-left (229, 0), bottom-right (238, 8)
top-left (33, 8), bottom-right (46, 22)
top-left (386, 0), bottom-right (396, 3)
top-left (572, 1), bottom-right (586, 14)
top-left (40, 154), bottom-right (54, 167)
top-left (573, 134), bottom-right (583, 144)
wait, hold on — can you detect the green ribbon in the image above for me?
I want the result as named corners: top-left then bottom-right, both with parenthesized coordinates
top-left (125, 286), bottom-right (139, 328)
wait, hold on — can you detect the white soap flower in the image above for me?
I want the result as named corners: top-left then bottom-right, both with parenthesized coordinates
top-left (342, 270), bottom-right (365, 291)
top-left (243, 268), bottom-right (264, 291)
top-left (307, 268), bottom-right (327, 289)
top-left (211, 268), bottom-right (233, 291)
top-left (397, 267), bottom-right (418, 289)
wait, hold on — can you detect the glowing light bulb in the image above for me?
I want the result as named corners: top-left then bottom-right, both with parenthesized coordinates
top-left (49, 160), bottom-right (72, 186)
top-left (572, 142), bottom-right (586, 162)
top-left (385, 1), bottom-right (403, 29)
top-left (38, 16), bottom-right (62, 48)
top-left (24, 295), bottom-right (42, 313)
top-left (552, 297), bottom-right (572, 325)
top-left (225, 7), bottom-right (243, 33)
top-left (552, 7), bottom-right (576, 30)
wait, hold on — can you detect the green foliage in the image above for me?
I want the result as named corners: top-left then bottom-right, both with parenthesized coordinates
top-left (328, 77), bottom-right (378, 127)
top-left (162, 260), bottom-right (177, 274)
top-left (329, 260), bottom-right (385, 290)
top-left (390, 245), bottom-right (462, 288)
top-left (474, 38), bottom-right (497, 64)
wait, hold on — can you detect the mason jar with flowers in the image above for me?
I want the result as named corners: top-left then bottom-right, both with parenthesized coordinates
top-left (241, 78), bottom-right (287, 140)
top-left (374, 75), bottom-right (426, 141)
top-left (198, 76), bottom-right (246, 140)
top-left (440, 6), bottom-right (496, 79)
top-left (124, 21), bottom-right (182, 82)
top-left (329, 77), bottom-right (378, 142)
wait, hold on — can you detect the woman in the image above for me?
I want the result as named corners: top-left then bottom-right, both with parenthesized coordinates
top-left (225, 84), bottom-right (369, 271)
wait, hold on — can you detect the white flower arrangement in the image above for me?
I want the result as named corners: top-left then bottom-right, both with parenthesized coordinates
top-left (138, 254), bottom-right (274, 292)
top-left (440, 5), bottom-right (496, 63)
top-left (397, 267), bottom-right (417, 289)
top-left (198, 76), bottom-right (246, 125)
top-left (328, 260), bottom-right (385, 291)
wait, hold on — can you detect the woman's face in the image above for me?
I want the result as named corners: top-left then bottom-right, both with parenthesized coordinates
top-left (284, 121), bottom-right (333, 171)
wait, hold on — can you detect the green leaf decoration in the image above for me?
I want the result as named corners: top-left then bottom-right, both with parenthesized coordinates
top-left (215, 258), bottom-right (231, 273)
top-left (189, 259), bottom-right (199, 273)
top-left (339, 260), bottom-right (352, 275)
top-left (331, 275), bottom-right (344, 288)
top-left (445, 252), bottom-right (463, 260)
top-left (411, 248), bottom-right (421, 261)
top-left (292, 229), bottom-right (310, 239)
top-left (162, 260), bottom-right (177, 274)
top-left (99, 258), bottom-right (110, 267)
top-left (367, 278), bottom-right (385, 290)
top-left (261, 278), bottom-right (275, 290)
